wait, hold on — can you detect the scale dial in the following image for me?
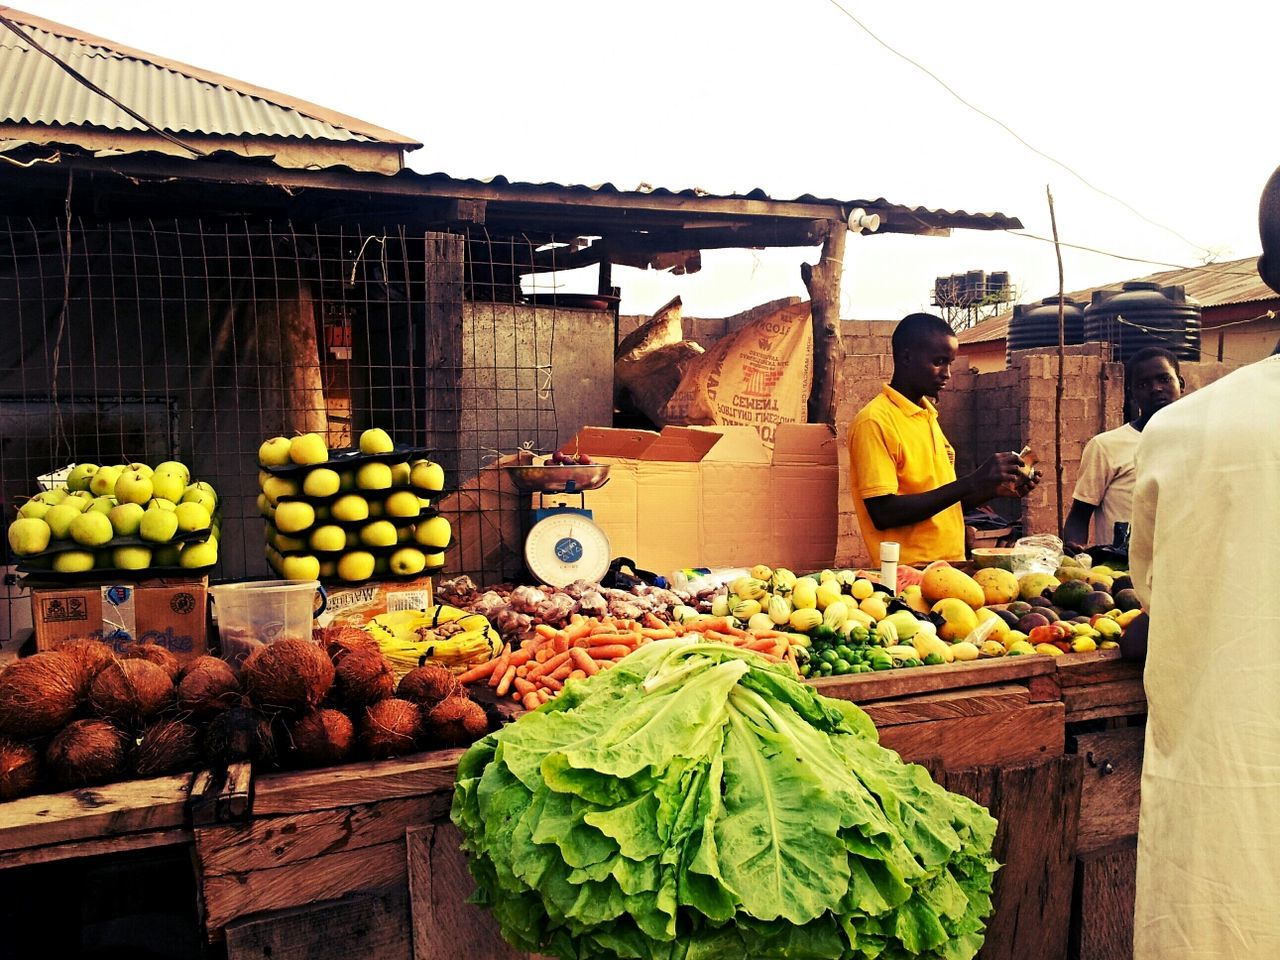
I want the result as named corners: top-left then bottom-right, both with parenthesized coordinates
top-left (524, 512), bottom-right (611, 588)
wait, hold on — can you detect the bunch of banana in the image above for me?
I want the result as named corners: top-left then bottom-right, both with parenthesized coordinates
top-left (365, 604), bottom-right (501, 678)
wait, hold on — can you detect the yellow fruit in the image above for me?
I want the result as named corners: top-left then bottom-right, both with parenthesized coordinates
top-left (1115, 608), bottom-right (1144, 629)
top-left (844, 608), bottom-right (875, 631)
top-left (791, 580), bottom-right (818, 610)
top-left (850, 578), bottom-right (875, 601)
top-left (931, 597), bottom-right (979, 642)
top-left (912, 631), bottom-right (954, 663)
top-left (975, 607), bottom-right (1010, 642)
top-left (789, 609), bottom-right (822, 632)
top-left (815, 582), bottom-right (843, 611)
top-left (921, 566), bottom-right (985, 610)
top-left (1099, 640), bottom-right (1120, 650)
top-left (823, 601), bottom-right (849, 631)
top-left (1034, 642), bottom-right (1065, 657)
top-left (732, 577), bottom-right (768, 601)
top-left (858, 594), bottom-right (888, 622)
top-left (1006, 640), bottom-right (1037, 657)
top-left (1017, 572), bottom-right (1061, 602)
top-left (767, 594), bottom-right (792, 625)
top-left (973, 568), bottom-right (1019, 606)
top-left (731, 598), bottom-right (761, 621)
top-left (1070, 636), bottom-right (1098, 653)
top-left (979, 640), bottom-right (1006, 658)
top-left (899, 584), bottom-right (931, 614)
top-left (750, 564), bottom-right (773, 582)
top-left (950, 641), bottom-right (980, 662)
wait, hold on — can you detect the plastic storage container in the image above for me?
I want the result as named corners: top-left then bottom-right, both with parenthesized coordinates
top-left (1005, 296), bottom-right (1086, 365)
top-left (1083, 281), bottom-right (1201, 363)
top-left (209, 579), bottom-right (327, 669)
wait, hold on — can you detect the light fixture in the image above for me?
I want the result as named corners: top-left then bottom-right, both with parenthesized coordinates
top-left (846, 208), bottom-right (881, 234)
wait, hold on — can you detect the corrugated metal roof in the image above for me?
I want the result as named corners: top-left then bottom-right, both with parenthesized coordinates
top-left (957, 257), bottom-right (1275, 344)
top-left (0, 6), bottom-right (419, 146)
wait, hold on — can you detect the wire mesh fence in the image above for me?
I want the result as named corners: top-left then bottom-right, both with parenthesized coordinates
top-left (0, 217), bottom-right (616, 643)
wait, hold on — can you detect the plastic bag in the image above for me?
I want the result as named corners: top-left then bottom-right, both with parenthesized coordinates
top-left (1011, 534), bottom-right (1063, 577)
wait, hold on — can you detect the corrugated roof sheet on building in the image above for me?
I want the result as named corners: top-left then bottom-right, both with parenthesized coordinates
top-left (0, 6), bottom-right (419, 146)
top-left (958, 257), bottom-right (1275, 344)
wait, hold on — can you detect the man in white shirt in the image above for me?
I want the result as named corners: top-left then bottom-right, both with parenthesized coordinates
top-left (1061, 347), bottom-right (1183, 550)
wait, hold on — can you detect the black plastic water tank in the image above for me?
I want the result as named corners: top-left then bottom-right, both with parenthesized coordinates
top-left (1082, 281), bottom-right (1201, 362)
top-left (1005, 296), bottom-right (1086, 365)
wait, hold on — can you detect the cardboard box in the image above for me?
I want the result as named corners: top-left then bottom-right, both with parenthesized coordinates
top-left (552, 423), bottom-right (838, 577)
top-left (316, 576), bottom-right (435, 630)
top-left (31, 576), bottom-right (209, 665)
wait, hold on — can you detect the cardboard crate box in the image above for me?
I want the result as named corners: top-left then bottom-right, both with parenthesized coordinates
top-left (31, 576), bottom-right (209, 665)
top-left (316, 576), bottom-right (435, 630)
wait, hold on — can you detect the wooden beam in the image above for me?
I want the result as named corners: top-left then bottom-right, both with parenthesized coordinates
top-left (808, 655), bottom-right (1055, 703)
top-left (250, 749), bottom-right (465, 815)
top-left (802, 220), bottom-right (846, 424)
top-left (224, 889), bottom-right (412, 960)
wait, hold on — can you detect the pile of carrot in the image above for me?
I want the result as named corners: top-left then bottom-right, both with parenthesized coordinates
top-left (455, 611), bottom-right (795, 711)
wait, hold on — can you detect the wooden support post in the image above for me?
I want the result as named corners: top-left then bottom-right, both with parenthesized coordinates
top-left (801, 220), bottom-right (846, 424)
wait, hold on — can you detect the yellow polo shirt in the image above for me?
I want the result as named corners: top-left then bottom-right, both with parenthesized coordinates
top-left (847, 385), bottom-right (964, 565)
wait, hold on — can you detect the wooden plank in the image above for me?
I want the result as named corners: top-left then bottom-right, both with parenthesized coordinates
top-left (809, 656), bottom-right (1054, 704)
top-left (1063, 679), bottom-right (1146, 721)
top-left (947, 755), bottom-right (1083, 960)
top-left (1073, 727), bottom-right (1144, 856)
top-left (190, 762), bottom-right (254, 826)
top-left (252, 750), bottom-right (465, 815)
top-left (0, 826), bottom-right (190, 870)
top-left (201, 837), bottom-right (408, 937)
top-left (878, 700), bottom-right (1064, 769)
top-left (0, 771), bottom-right (193, 854)
top-left (1056, 649), bottom-right (1143, 688)
top-left (408, 823), bottom-right (545, 960)
top-left (1071, 840), bottom-right (1137, 960)
top-left (1028, 673), bottom-right (1061, 703)
top-left (862, 683), bottom-right (1029, 727)
top-left (225, 888), bottom-right (412, 960)
top-left (198, 794), bottom-right (449, 876)
top-left (1067, 700), bottom-right (1148, 724)
top-left (421, 232), bottom-right (464, 454)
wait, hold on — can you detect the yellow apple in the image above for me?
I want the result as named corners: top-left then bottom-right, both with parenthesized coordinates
top-left (175, 501), bottom-right (212, 533)
top-left (384, 489), bottom-right (422, 518)
top-left (87, 496), bottom-right (116, 516)
top-left (154, 460), bottom-right (191, 485)
top-left (389, 546), bottom-right (426, 576)
top-left (139, 506), bottom-right (179, 543)
top-left (182, 481), bottom-right (218, 512)
top-left (424, 551), bottom-right (446, 569)
top-left (337, 550), bottom-right (375, 582)
top-left (179, 538), bottom-right (218, 568)
top-left (360, 520), bottom-right (398, 548)
top-left (273, 531), bottom-right (308, 553)
top-left (309, 524), bottom-right (347, 552)
top-left (70, 511), bottom-right (113, 547)
top-left (359, 428), bottom-right (395, 455)
top-left (17, 499), bottom-right (53, 521)
top-left (280, 553), bottom-right (319, 580)
top-left (150, 467), bottom-right (187, 503)
top-left (414, 515), bottom-right (452, 549)
top-left (389, 461), bottom-right (411, 487)
top-left (65, 463), bottom-right (100, 492)
top-left (409, 459), bottom-right (445, 493)
top-left (256, 493), bottom-right (272, 517)
top-left (289, 433), bottom-right (329, 466)
top-left (331, 494), bottom-right (369, 523)
top-left (356, 461), bottom-right (393, 491)
top-left (89, 465), bottom-right (122, 498)
top-left (7, 517), bottom-right (51, 555)
top-left (115, 467), bottom-right (154, 504)
top-left (53, 549), bottom-right (96, 573)
top-left (43, 503), bottom-right (81, 539)
top-left (65, 491), bottom-right (95, 510)
top-left (149, 498), bottom-right (177, 512)
top-left (108, 502), bottom-right (145, 537)
top-left (153, 543), bottom-right (181, 567)
top-left (262, 475), bottom-right (299, 507)
top-left (112, 545), bottom-right (152, 570)
top-left (302, 468), bottom-right (341, 498)
top-left (274, 500), bottom-right (316, 535)
top-left (258, 436), bottom-right (292, 467)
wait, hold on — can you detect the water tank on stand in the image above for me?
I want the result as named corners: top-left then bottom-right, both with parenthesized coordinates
top-left (1082, 281), bottom-right (1201, 363)
top-left (1005, 296), bottom-right (1086, 366)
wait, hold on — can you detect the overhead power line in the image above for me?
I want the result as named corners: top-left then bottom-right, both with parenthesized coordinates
top-left (1009, 231), bottom-right (1261, 275)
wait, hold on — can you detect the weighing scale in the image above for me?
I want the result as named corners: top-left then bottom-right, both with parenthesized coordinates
top-left (502, 462), bottom-right (612, 587)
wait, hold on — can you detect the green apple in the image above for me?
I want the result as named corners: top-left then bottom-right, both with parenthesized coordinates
top-left (302, 467), bottom-right (341, 498)
top-left (389, 546), bottom-right (427, 576)
top-left (108, 502), bottom-right (145, 537)
top-left (53, 549), bottom-right (96, 573)
top-left (179, 538), bottom-right (218, 568)
top-left (87, 496), bottom-right (116, 516)
top-left (390, 461), bottom-right (411, 487)
top-left (122, 463), bottom-right (153, 479)
top-left (409, 459), bottom-right (445, 493)
top-left (152, 543), bottom-right (181, 567)
top-left (309, 524), bottom-right (347, 552)
top-left (175, 501), bottom-right (212, 533)
top-left (360, 520), bottom-right (398, 548)
top-left (70, 511), bottom-right (113, 547)
top-left (181, 481), bottom-right (218, 512)
top-left (331, 494), bottom-right (369, 523)
top-left (359, 427), bottom-right (396, 455)
top-left (89, 465), bottom-right (123, 498)
top-left (149, 498), bottom-right (177, 512)
top-left (274, 500), bottom-right (316, 535)
top-left (114, 469), bottom-right (154, 505)
top-left (35, 488), bottom-right (68, 506)
top-left (65, 463), bottom-right (100, 492)
top-left (424, 551), bottom-right (446, 569)
top-left (384, 489), bottom-right (422, 518)
top-left (150, 467), bottom-right (187, 503)
top-left (154, 460), bottom-right (190, 485)
top-left (140, 506), bottom-right (179, 543)
top-left (262, 475), bottom-right (299, 507)
top-left (414, 515), bottom-right (452, 549)
top-left (259, 436), bottom-right (293, 467)
top-left (280, 553), bottom-right (320, 580)
top-left (66, 490), bottom-right (95, 509)
top-left (7, 517), bottom-right (51, 555)
top-left (112, 545), bottom-right (153, 570)
top-left (17, 499), bottom-right (53, 521)
top-left (274, 531), bottom-right (307, 553)
top-left (44, 503), bottom-right (81, 539)
top-left (356, 461), bottom-right (393, 491)
top-left (337, 550), bottom-right (375, 582)
top-left (289, 433), bottom-right (329, 466)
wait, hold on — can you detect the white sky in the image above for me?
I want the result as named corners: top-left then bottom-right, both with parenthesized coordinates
top-left (25, 1), bottom-right (1280, 320)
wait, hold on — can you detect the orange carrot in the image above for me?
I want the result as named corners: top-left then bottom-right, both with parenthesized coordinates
top-left (522, 691), bottom-right (540, 711)
top-left (539, 674), bottom-right (564, 691)
top-left (586, 632), bottom-right (634, 647)
top-left (495, 665), bottom-right (518, 696)
top-left (487, 647), bottom-right (512, 688)
top-left (587, 644), bottom-right (633, 660)
top-left (513, 676), bottom-right (536, 696)
top-left (568, 669), bottom-right (587, 681)
top-left (529, 650), bottom-right (572, 679)
top-left (534, 623), bottom-right (558, 641)
top-left (640, 627), bottom-right (677, 640)
top-left (536, 688), bottom-right (552, 703)
top-left (642, 611), bottom-right (667, 630)
top-left (549, 662), bottom-right (574, 681)
top-left (458, 657), bottom-right (501, 685)
top-left (508, 648), bottom-right (534, 666)
top-left (570, 647), bottom-right (600, 675)
top-left (746, 636), bottom-right (781, 652)
top-left (515, 664), bottom-right (529, 678)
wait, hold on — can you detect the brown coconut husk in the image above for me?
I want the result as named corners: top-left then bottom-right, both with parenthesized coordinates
top-left (315, 624), bottom-right (379, 665)
top-left (287, 708), bottom-right (355, 767)
top-left (360, 698), bottom-right (422, 760)
top-left (0, 737), bottom-right (41, 801)
top-left (45, 719), bottom-right (128, 788)
top-left (424, 696), bottom-right (491, 748)
top-left (0, 652), bottom-right (83, 738)
top-left (52, 639), bottom-right (116, 695)
top-left (89, 658), bottom-right (174, 728)
top-left (202, 702), bottom-right (276, 766)
top-left (396, 664), bottom-right (459, 707)
top-left (177, 656), bottom-right (241, 720)
top-left (242, 639), bottom-right (334, 715)
top-left (123, 644), bottom-right (182, 682)
top-left (132, 719), bottom-right (201, 777)
top-left (334, 647), bottom-right (396, 707)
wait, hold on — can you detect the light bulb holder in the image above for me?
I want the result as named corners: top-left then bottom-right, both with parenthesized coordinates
top-left (847, 208), bottom-right (881, 234)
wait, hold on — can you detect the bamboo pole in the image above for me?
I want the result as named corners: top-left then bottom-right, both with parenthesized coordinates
top-left (1046, 187), bottom-right (1066, 534)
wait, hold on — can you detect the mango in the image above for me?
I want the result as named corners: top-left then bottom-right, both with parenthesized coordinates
top-left (1006, 640), bottom-right (1037, 656)
top-left (1034, 642), bottom-right (1065, 657)
top-left (1070, 636), bottom-right (1098, 653)
top-left (900, 584), bottom-right (931, 614)
top-left (978, 639), bottom-right (1006, 658)
top-left (815, 581), bottom-right (844, 611)
top-left (974, 567), bottom-right (1019, 606)
top-left (932, 597), bottom-right (979, 642)
top-left (921, 566), bottom-right (985, 610)
top-left (1017, 572), bottom-right (1060, 602)
top-left (858, 594), bottom-right (888, 622)
top-left (1052, 579), bottom-right (1091, 611)
top-left (950, 641), bottom-right (980, 661)
top-left (975, 607), bottom-right (1010, 643)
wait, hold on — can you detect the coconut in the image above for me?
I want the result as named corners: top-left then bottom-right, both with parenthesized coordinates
top-left (360, 698), bottom-right (422, 760)
top-left (396, 663), bottom-right (459, 707)
top-left (242, 638), bottom-right (334, 715)
top-left (315, 624), bottom-right (379, 665)
top-left (287, 708), bottom-right (355, 767)
top-left (177, 656), bottom-right (241, 720)
top-left (53, 639), bottom-right (116, 694)
top-left (202, 703), bottom-right (276, 766)
top-left (45, 719), bottom-right (128, 788)
top-left (334, 647), bottom-right (396, 707)
top-left (123, 644), bottom-right (181, 682)
top-left (89, 658), bottom-right (174, 727)
top-left (0, 652), bottom-right (83, 738)
top-left (424, 695), bottom-right (490, 748)
top-left (0, 737), bottom-right (41, 801)
top-left (132, 719), bottom-right (201, 777)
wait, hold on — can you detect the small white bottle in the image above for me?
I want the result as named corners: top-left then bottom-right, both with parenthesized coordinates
top-left (880, 541), bottom-right (900, 595)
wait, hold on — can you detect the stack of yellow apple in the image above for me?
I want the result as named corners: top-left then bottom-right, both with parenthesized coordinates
top-left (256, 429), bottom-right (451, 583)
top-left (6, 460), bottom-right (220, 574)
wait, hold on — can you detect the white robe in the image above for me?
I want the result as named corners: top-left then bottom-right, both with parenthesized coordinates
top-left (1130, 355), bottom-right (1280, 960)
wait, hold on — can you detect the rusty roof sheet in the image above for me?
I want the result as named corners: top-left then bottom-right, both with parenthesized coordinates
top-left (0, 6), bottom-right (420, 147)
top-left (957, 257), bottom-right (1276, 344)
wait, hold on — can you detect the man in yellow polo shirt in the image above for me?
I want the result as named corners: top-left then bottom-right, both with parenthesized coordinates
top-left (848, 313), bottom-right (1036, 566)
